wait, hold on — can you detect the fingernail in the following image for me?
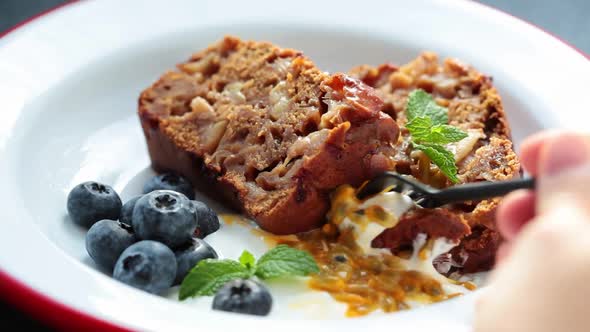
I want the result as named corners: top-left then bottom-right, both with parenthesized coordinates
top-left (539, 133), bottom-right (590, 176)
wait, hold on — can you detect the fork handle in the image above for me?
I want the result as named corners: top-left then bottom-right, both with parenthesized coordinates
top-left (429, 177), bottom-right (536, 207)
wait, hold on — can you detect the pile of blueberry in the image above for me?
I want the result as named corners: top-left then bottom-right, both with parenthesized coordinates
top-left (67, 173), bottom-right (272, 316)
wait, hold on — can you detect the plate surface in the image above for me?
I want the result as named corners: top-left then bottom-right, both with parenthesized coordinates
top-left (0, 0), bottom-right (588, 330)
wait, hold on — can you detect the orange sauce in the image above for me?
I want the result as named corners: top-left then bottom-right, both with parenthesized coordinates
top-left (462, 281), bottom-right (477, 291)
top-left (220, 213), bottom-right (299, 247)
top-left (298, 185), bottom-right (474, 316)
top-left (220, 186), bottom-right (474, 317)
top-left (219, 213), bottom-right (248, 226)
top-left (290, 226), bottom-right (456, 317)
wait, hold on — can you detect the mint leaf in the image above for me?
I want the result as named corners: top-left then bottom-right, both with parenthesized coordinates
top-left (405, 116), bottom-right (433, 140)
top-left (407, 117), bottom-right (468, 145)
top-left (406, 89), bottom-right (447, 125)
top-left (255, 245), bottom-right (319, 280)
top-left (428, 124), bottom-right (468, 143)
top-left (413, 143), bottom-right (460, 183)
top-left (239, 250), bottom-right (256, 270)
top-left (406, 90), bottom-right (431, 121)
top-left (405, 89), bottom-right (469, 182)
top-left (178, 246), bottom-right (319, 300)
top-left (179, 259), bottom-right (251, 300)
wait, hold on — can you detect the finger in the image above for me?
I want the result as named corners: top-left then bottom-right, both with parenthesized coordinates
top-left (536, 133), bottom-right (590, 214)
top-left (496, 189), bottom-right (536, 240)
top-left (538, 132), bottom-right (590, 176)
top-left (519, 130), bottom-right (562, 175)
top-left (494, 242), bottom-right (512, 266)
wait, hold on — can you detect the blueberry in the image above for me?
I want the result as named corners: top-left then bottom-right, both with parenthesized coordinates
top-left (119, 195), bottom-right (142, 227)
top-left (190, 201), bottom-right (220, 238)
top-left (113, 240), bottom-right (177, 294)
top-left (143, 173), bottom-right (194, 199)
top-left (67, 182), bottom-right (122, 228)
top-left (212, 279), bottom-right (272, 316)
top-left (174, 238), bottom-right (218, 284)
top-left (132, 190), bottom-right (196, 248)
top-left (86, 220), bottom-right (136, 271)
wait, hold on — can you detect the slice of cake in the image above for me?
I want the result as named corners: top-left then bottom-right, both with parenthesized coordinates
top-left (139, 36), bottom-right (400, 235)
top-left (350, 53), bottom-right (520, 273)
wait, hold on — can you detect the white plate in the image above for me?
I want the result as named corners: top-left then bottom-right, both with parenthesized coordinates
top-left (0, 0), bottom-right (588, 331)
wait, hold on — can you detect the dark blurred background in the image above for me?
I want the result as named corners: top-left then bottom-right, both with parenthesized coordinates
top-left (0, 0), bottom-right (588, 330)
top-left (1, 0), bottom-right (589, 54)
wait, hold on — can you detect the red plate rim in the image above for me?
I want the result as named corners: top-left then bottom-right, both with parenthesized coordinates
top-left (0, 269), bottom-right (130, 331)
top-left (0, 0), bottom-right (587, 330)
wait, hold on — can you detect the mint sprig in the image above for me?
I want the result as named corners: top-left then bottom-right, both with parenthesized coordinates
top-left (255, 245), bottom-right (319, 279)
top-left (406, 117), bottom-right (468, 145)
top-left (405, 89), bottom-right (468, 183)
top-left (178, 260), bottom-right (251, 300)
top-left (179, 245), bottom-right (319, 300)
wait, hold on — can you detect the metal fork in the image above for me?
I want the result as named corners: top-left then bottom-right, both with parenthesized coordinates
top-left (356, 172), bottom-right (535, 208)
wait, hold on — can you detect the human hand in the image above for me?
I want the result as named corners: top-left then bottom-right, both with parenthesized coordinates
top-left (474, 131), bottom-right (590, 332)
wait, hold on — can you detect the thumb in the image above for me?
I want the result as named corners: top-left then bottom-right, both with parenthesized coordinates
top-left (536, 133), bottom-right (590, 216)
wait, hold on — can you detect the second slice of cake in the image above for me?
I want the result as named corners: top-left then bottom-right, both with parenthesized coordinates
top-left (350, 53), bottom-right (520, 273)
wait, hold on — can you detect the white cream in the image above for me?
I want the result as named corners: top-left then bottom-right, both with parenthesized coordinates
top-left (359, 191), bottom-right (415, 216)
top-left (337, 191), bottom-right (471, 294)
top-left (339, 218), bottom-right (390, 255)
top-left (337, 191), bottom-right (414, 255)
top-left (403, 233), bottom-right (467, 294)
top-left (450, 271), bottom-right (487, 287)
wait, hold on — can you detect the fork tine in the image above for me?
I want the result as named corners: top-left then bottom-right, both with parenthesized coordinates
top-left (414, 197), bottom-right (426, 205)
top-left (357, 171), bottom-right (535, 208)
top-left (407, 191), bottom-right (423, 200)
top-left (356, 171), bottom-right (438, 201)
top-left (357, 172), bottom-right (404, 199)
